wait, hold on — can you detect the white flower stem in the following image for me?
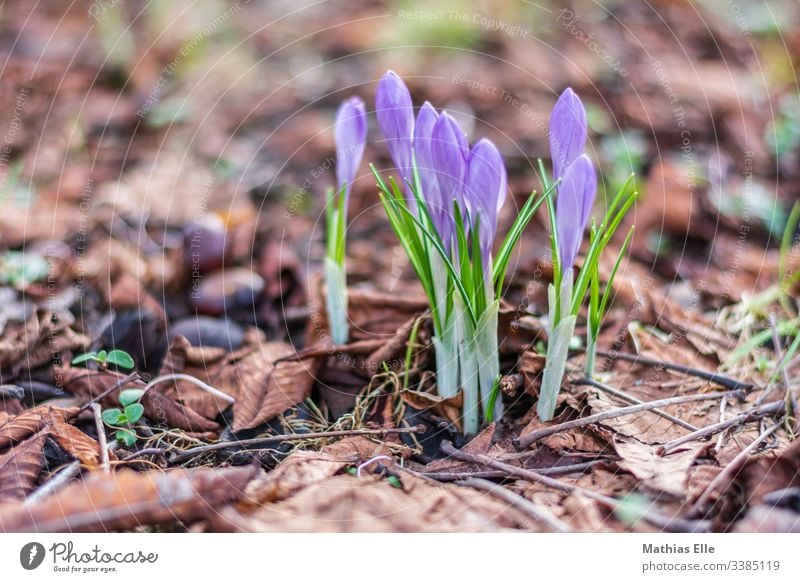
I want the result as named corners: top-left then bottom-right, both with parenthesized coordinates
top-left (324, 257), bottom-right (349, 345)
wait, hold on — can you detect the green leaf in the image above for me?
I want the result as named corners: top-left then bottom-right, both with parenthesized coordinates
top-left (119, 388), bottom-right (144, 407)
top-left (105, 349), bottom-right (134, 369)
top-left (115, 428), bottom-right (137, 446)
top-left (124, 403), bottom-right (144, 423)
top-left (96, 350), bottom-right (108, 362)
top-left (72, 352), bottom-right (99, 365)
top-left (101, 408), bottom-right (123, 426)
top-left (386, 475), bottom-right (403, 489)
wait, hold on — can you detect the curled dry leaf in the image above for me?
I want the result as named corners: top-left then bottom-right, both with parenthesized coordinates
top-left (614, 437), bottom-right (708, 498)
top-left (0, 406), bottom-right (74, 450)
top-left (0, 431), bottom-right (47, 502)
top-left (49, 421), bottom-right (117, 470)
top-left (0, 466), bottom-right (258, 532)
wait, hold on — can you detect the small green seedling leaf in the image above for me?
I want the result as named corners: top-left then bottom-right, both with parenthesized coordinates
top-left (72, 352), bottom-right (99, 365)
top-left (386, 475), bottom-right (403, 489)
top-left (96, 350), bottom-right (108, 362)
top-left (115, 428), bottom-right (137, 446)
top-left (101, 408), bottom-right (123, 425)
top-left (124, 403), bottom-right (144, 424)
top-left (119, 388), bottom-right (144, 407)
top-left (105, 349), bottom-right (135, 369)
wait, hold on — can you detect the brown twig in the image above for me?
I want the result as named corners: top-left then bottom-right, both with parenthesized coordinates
top-left (119, 448), bottom-right (168, 462)
top-left (597, 350), bottom-right (752, 391)
top-left (75, 372), bottom-right (141, 415)
top-left (688, 421), bottom-right (782, 517)
top-left (90, 403), bottom-right (110, 473)
top-left (423, 459), bottom-right (605, 482)
top-left (657, 400), bottom-right (784, 455)
top-left (169, 425), bottom-right (427, 464)
top-left (575, 377), bottom-right (699, 432)
top-left (516, 390), bottom-right (742, 449)
top-left (441, 442), bottom-right (709, 532)
top-left (456, 477), bottom-right (574, 533)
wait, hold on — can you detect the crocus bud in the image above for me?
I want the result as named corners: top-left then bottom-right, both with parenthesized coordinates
top-left (466, 138), bottom-right (507, 263)
top-left (375, 71), bottom-right (414, 192)
top-left (555, 154), bottom-right (597, 270)
top-left (334, 96), bottom-right (367, 203)
top-left (414, 102), bottom-right (452, 245)
top-left (431, 112), bottom-right (469, 217)
top-left (549, 88), bottom-right (587, 182)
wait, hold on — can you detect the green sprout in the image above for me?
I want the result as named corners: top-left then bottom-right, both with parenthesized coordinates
top-left (101, 388), bottom-right (145, 446)
top-left (72, 349), bottom-right (135, 370)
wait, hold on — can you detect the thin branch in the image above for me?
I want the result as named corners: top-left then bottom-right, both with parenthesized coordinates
top-left (90, 403), bottom-right (110, 473)
top-left (457, 477), bottom-right (574, 533)
top-left (657, 400), bottom-right (784, 455)
top-left (688, 421), bottom-right (782, 517)
top-left (596, 350), bottom-right (753, 391)
top-left (169, 425), bottom-right (427, 464)
top-left (516, 390), bottom-right (743, 449)
top-left (575, 377), bottom-right (699, 432)
top-left (441, 442), bottom-right (709, 532)
top-left (423, 459), bottom-right (605, 481)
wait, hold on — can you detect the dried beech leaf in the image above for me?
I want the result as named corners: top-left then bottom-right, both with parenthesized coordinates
top-left (241, 437), bottom-right (393, 504)
top-left (230, 341), bottom-right (316, 431)
top-left (212, 472), bottom-right (536, 532)
top-left (0, 310), bottom-right (89, 374)
top-left (49, 421), bottom-right (117, 469)
top-left (0, 406), bottom-right (73, 450)
top-left (141, 390), bottom-right (219, 432)
top-left (0, 431), bottom-right (47, 502)
top-left (615, 437), bottom-right (707, 497)
top-left (0, 466), bottom-right (258, 532)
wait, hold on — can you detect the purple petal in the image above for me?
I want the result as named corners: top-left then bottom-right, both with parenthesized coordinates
top-left (413, 102), bottom-right (453, 244)
top-left (431, 112), bottom-right (469, 218)
top-left (466, 139), bottom-right (507, 262)
top-left (549, 88), bottom-right (587, 182)
top-left (375, 71), bottom-right (414, 193)
top-left (556, 154), bottom-right (597, 269)
top-left (334, 96), bottom-right (367, 202)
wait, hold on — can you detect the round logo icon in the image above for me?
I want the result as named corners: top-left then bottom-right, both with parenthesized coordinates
top-left (20, 542), bottom-right (46, 570)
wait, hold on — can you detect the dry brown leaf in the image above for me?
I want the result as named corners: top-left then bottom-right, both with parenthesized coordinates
top-left (0, 406), bottom-right (73, 450)
top-left (615, 437), bottom-right (708, 497)
top-left (0, 466), bottom-right (258, 532)
top-left (0, 310), bottom-right (89, 375)
top-left (213, 472), bottom-right (536, 532)
top-left (241, 436), bottom-right (393, 504)
top-left (49, 421), bottom-right (116, 470)
top-left (401, 389), bottom-right (463, 430)
top-left (0, 431), bottom-right (47, 502)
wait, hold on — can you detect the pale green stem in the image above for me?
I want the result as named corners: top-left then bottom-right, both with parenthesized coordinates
top-left (324, 257), bottom-right (348, 345)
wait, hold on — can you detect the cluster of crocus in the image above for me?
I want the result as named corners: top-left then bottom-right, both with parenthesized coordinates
top-left (538, 89), bottom-right (636, 421)
top-left (372, 71), bottom-right (549, 434)
top-left (326, 96), bottom-right (367, 345)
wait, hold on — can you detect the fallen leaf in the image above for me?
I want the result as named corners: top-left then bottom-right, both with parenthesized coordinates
top-left (0, 406), bottom-right (73, 450)
top-left (615, 437), bottom-right (708, 497)
top-left (49, 421), bottom-right (116, 469)
top-left (0, 466), bottom-right (258, 532)
top-left (0, 431), bottom-right (47, 502)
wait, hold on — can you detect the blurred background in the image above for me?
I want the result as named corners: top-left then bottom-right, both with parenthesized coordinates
top-left (0, 0), bottom-right (798, 344)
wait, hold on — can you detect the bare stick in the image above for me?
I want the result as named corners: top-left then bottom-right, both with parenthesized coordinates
top-left (25, 462), bottom-right (81, 505)
top-left (75, 372), bottom-right (141, 415)
top-left (658, 400), bottom-right (784, 455)
top-left (516, 390), bottom-right (741, 449)
top-left (120, 448), bottom-right (167, 462)
top-left (457, 477), bottom-right (574, 533)
top-left (90, 403), bottom-right (110, 473)
top-left (688, 421), bottom-right (782, 517)
top-left (441, 442), bottom-right (709, 532)
top-left (597, 350), bottom-right (752, 391)
top-left (143, 373), bottom-right (235, 404)
top-left (575, 377), bottom-right (699, 432)
top-left (170, 425), bottom-right (426, 464)
top-left (424, 459), bottom-right (604, 481)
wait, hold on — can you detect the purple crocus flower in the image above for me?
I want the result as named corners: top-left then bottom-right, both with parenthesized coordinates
top-left (334, 96), bottom-right (367, 204)
top-left (549, 88), bottom-right (587, 182)
top-left (413, 102), bottom-right (452, 242)
top-left (430, 112), bottom-right (469, 221)
top-left (375, 71), bottom-right (414, 194)
top-left (466, 138), bottom-right (507, 263)
top-left (555, 154), bottom-right (596, 270)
